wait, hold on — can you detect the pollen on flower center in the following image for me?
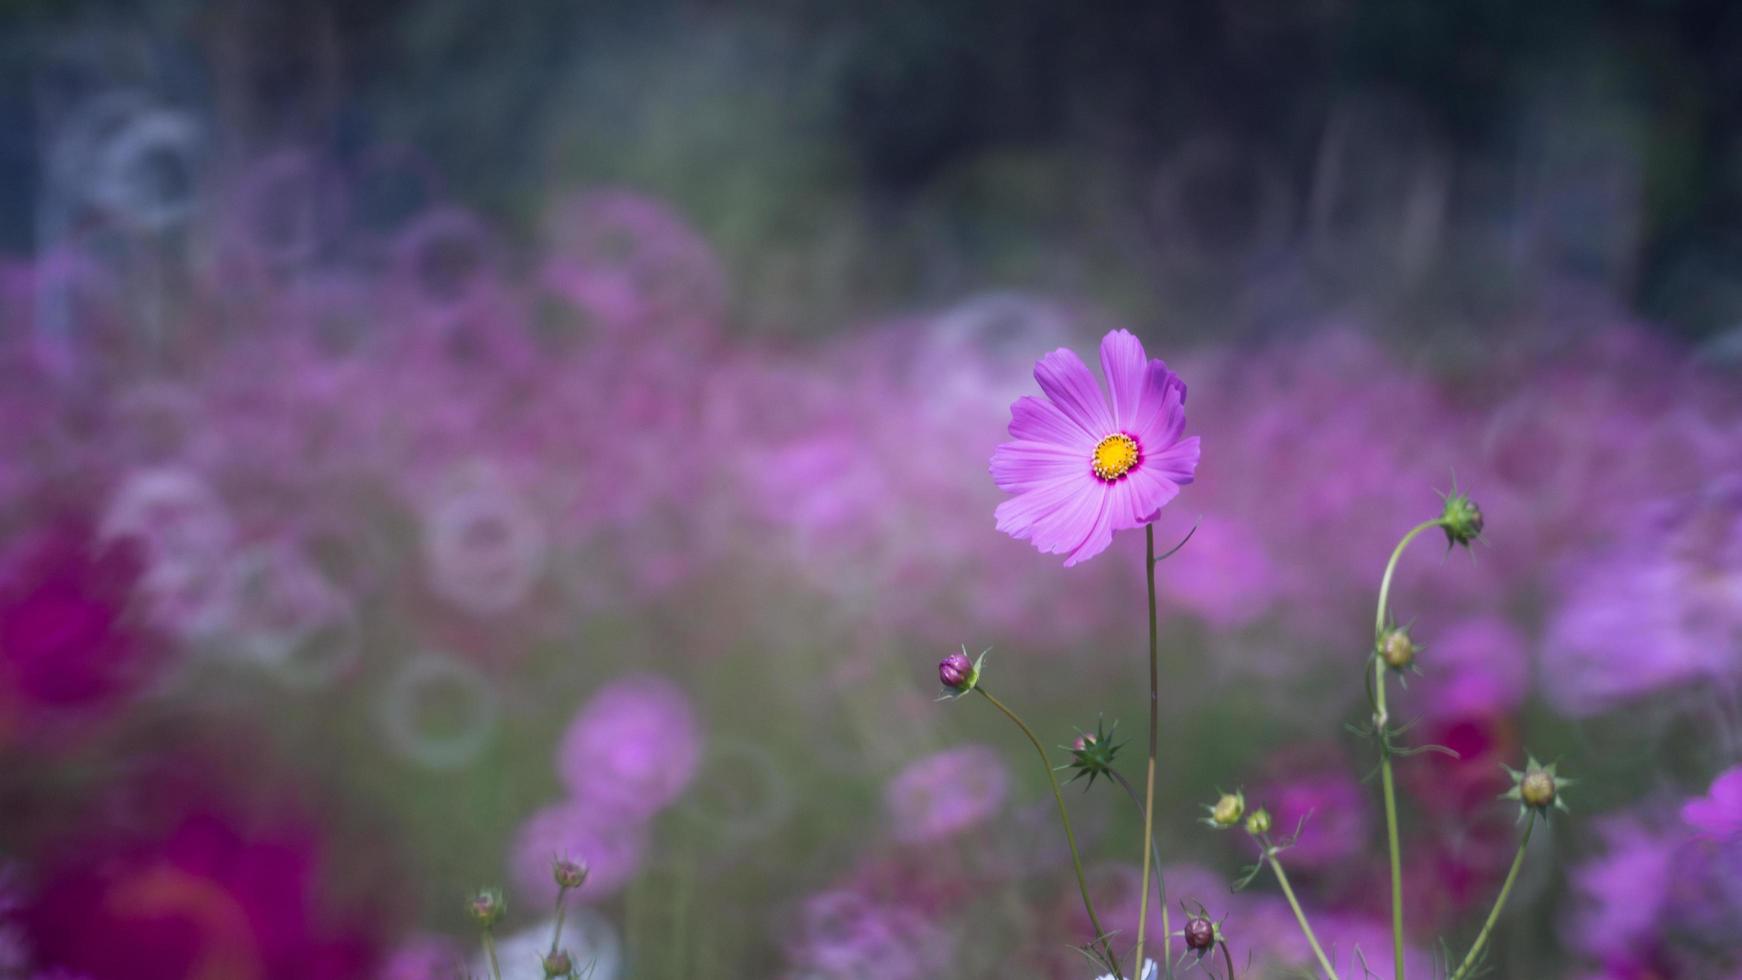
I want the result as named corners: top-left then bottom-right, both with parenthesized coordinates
top-left (1091, 433), bottom-right (1141, 481)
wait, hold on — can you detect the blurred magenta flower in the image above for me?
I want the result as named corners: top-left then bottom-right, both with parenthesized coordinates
top-left (22, 810), bottom-right (374, 979)
top-left (0, 517), bottom-right (164, 739)
top-left (990, 330), bottom-right (1199, 566)
top-left (1407, 615), bottom-right (1530, 721)
top-left (884, 744), bottom-right (1009, 844)
top-left (1255, 768), bottom-right (1371, 871)
top-left (1684, 766), bottom-right (1742, 841)
top-left (557, 674), bottom-right (702, 820)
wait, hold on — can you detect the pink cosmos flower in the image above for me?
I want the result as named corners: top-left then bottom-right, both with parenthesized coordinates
top-left (990, 330), bottom-right (1199, 566)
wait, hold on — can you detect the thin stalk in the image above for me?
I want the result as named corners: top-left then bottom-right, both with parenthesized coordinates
top-left (1219, 939), bottom-right (1237, 980)
top-left (1448, 813), bottom-right (1536, 980)
top-left (483, 930), bottom-right (502, 980)
top-left (1109, 769), bottom-right (1166, 916)
top-left (1266, 848), bottom-right (1339, 980)
top-left (977, 686), bottom-right (1123, 979)
top-left (1135, 524), bottom-right (1170, 977)
top-left (1371, 518), bottom-right (1445, 980)
top-left (550, 883), bottom-right (571, 955)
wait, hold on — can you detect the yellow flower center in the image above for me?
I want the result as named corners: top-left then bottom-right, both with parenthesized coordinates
top-left (1091, 433), bottom-right (1140, 481)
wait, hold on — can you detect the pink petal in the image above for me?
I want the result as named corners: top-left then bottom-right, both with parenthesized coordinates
top-left (1034, 347), bottom-right (1115, 437)
top-left (990, 439), bottom-right (1089, 493)
top-left (1027, 479), bottom-right (1108, 559)
top-left (1099, 329), bottom-right (1148, 431)
top-left (1144, 435), bottom-right (1200, 486)
top-left (994, 475), bottom-right (1088, 539)
top-left (1007, 395), bottom-right (1095, 449)
top-left (1121, 466), bottom-right (1183, 526)
top-left (1132, 360), bottom-right (1188, 451)
top-left (1062, 491), bottom-right (1116, 567)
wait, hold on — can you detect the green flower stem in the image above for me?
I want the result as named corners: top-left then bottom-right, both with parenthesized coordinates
top-left (977, 686), bottom-right (1124, 980)
top-left (550, 883), bottom-right (571, 955)
top-left (1265, 846), bottom-right (1339, 980)
top-left (1136, 524), bottom-right (1171, 978)
top-left (1449, 812), bottom-right (1536, 980)
top-left (1108, 768), bottom-right (1166, 913)
top-left (483, 930), bottom-right (503, 980)
top-left (1371, 518), bottom-right (1446, 980)
top-left (1219, 939), bottom-right (1237, 980)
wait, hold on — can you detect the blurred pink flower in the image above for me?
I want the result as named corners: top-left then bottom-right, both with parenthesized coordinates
top-left (1411, 615), bottom-right (1529, 721)
top-left (1256, 768), bottom-right (1371, 871)
top-left (1683, 766), bottom-right (1742, 841)
top-left (557, 674), bottom-right (702, 820)
top-left (1565, 815), bottom-right (1676, 962)
top-left (991, 329), bottom-right (1199, 567)
top-left (509, 801), bottom-right (647, 905)
top-left (884, 744), bottom-right (1009, 844)
top-left (1542, 475), bottom-right (1742, 716)
top-left (377, 935), bottom-right (464, 980)
top-left (781, 888), bottom-right (952, 980)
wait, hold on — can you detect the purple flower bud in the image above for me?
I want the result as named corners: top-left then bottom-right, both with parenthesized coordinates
top-left (1184, 915), bottom-right (1215, 952)
top-left (938, 650), bottom-right (972, 690)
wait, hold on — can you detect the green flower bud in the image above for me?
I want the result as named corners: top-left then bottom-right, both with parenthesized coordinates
top-left (1244, 807), bottom-right (1272, 836)
top-left (1502, 755), bottom-right (1575, 819)
top-left (1441, 491), bottom-right (1485, 548)
top-left (1204, 790), bottom-right (1245, 829)
top-left (542, 948), bottom-right (574, 978)
top-left (1378, 627), bottom-right (1416, 670)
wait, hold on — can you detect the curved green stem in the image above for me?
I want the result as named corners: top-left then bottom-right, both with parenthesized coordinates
top-left (483, 930), bottom-right (502, 980)
top-left (1374, 520), bottom-right (1446, 641)
top-left (977, 687), bottom-right (1123, 979)
top-left (1219, 939), bottom-right (1237, 980)
top-left (1371, 518), bottom-right (1446, 979)
top-left (1266, 848), bottom-right (1339, 980)
top-left (1136, 525), bottom-right (1171, 978)
top-left (1448, 813), bottom-right (1536, 980)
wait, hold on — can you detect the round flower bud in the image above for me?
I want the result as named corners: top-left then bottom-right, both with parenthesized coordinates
top-left (1441, 491), bottom-right (1484, 547)
top-left (553, 856), bottom-right (589, 891)
top-left (1378, 628), bottom-right (1416, 670)
top-left (1184, 915), bottom-right (1215, 952)
top-left (939, 650), bottom-right (971, 688)
top-left (1244, 807), bottom-right (1272, 836)
top-left (467, 887), bottom-right (505, 928)
top-left (1520, 769), bottom-right (1556, 809)
top-left (542, 948), bottom-right (574, 978)
top-left (1206, 791), bottom-right (1245, 829)
top-left (936, 647), bottom-right (984, 699)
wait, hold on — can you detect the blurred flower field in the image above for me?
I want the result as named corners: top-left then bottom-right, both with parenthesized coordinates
top-left (2, 3), bottom-right (1742, 978)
